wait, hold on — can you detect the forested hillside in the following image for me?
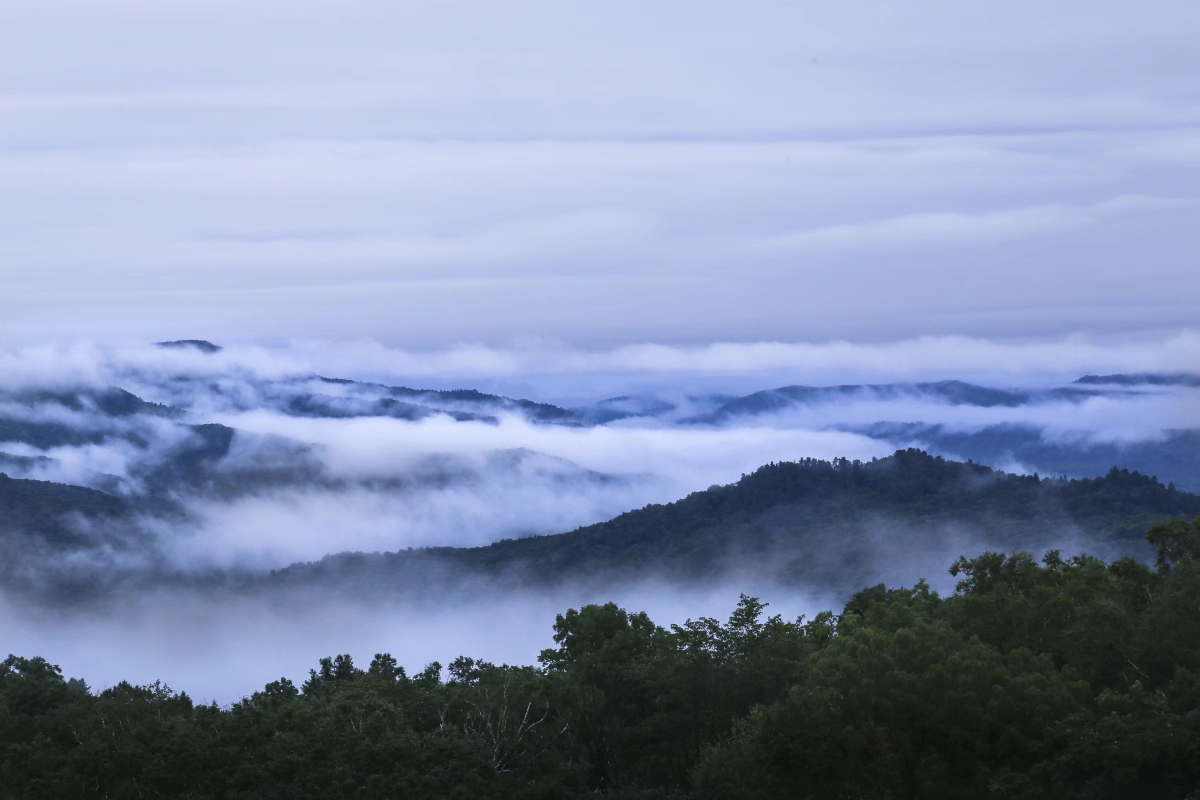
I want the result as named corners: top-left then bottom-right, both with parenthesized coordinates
top-left (275, 449), bottom-right (1200, 596)
top-left (5, 448), bottom-right (1197, 604)
top-left (5, 518), bottom-right (1200, 798)
top-left (0, 472), bottom-right (127, 546)
top-left (865, 422), bottom-right (1200, 493)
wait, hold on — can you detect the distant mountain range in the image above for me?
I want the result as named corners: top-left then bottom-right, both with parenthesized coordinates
top-left (680, 379), bottom-right (1108, 425)
top-left (5, 352), bottom-right (1196, 494)
top-left (1074, 372), bottom-right (1200, 387)
top-left (3, 345), bottom-right (1200, 604)
top-left (303, 377), bottom-right (580, 424)
top-left (860, 422), bottom-right (1200, 493)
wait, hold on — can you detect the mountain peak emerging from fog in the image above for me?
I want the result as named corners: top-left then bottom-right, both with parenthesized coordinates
top-left (155, 339), bottom-right (223, 353)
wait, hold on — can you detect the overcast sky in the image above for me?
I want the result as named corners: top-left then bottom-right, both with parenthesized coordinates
top-left (2, 0), bottom-right (1198, 346)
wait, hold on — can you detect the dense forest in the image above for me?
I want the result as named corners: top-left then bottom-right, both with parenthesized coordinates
top-left (5, 516), bottom-right (1200, 798)
top-left (9, 448), bottom-right (1199, 605)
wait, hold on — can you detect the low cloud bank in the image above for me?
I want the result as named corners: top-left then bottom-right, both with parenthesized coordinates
top-left (2, 332), bottom-right (1200, 397)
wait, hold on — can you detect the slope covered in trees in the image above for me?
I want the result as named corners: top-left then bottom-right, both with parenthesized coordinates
top-left (5, 518), bottom-right (1200, 798)
top-left (864, 422), bottom-right (1200, 493)
top-left (683, 379), bottom-right (1104, 424)
top-left (275, 449), bottom-right (1200, 596)
top-left (0, 472), bottom-right (126, 545)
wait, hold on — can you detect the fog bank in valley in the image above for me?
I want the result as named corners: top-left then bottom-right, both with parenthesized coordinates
top-left (0, 335), bottom-right (1197, 701)
top-left (0, 585), bottom-right (833, 705)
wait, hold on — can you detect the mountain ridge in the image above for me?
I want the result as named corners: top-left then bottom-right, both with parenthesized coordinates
top-left (685, 380), bottom-right (1105, 424)
top-left (271, 449), bottom-right (1200, 597)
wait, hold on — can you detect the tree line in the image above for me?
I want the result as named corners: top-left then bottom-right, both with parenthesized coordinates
top-left (4, 517), bottom-right (1200, 798)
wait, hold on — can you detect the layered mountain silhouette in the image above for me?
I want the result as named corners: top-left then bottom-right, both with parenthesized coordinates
top-left (682, 380), bottom-right (1107, 425)
top-left (4, 352), bottom-right (1200, 606)
top-left (273, 449), bottom-right (1200, 598)
top-left (301, 377), bottom-right (581, 424)
top-left (862, 422), bottom-right (1200, 493)
top-left (1074, 372), bottom-right (1200, 387)
top-left (4, 441), bottom-right (1199, 603)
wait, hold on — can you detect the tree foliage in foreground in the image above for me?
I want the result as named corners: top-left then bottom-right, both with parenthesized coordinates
top-left (5, 518), bottom-right (1200, 798)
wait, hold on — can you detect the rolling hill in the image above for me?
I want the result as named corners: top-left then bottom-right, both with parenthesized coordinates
top-left (272, 449), bottom-right (1200, 597)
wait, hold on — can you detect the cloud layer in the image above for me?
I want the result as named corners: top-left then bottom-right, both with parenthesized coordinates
top-left (3, 333), bottom-right (1200, 396)
top-left (1, 1), bottom-right (1198, 343)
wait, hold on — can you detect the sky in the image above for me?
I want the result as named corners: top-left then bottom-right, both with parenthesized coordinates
top-left (2, 0), bottom-right (1199, 346)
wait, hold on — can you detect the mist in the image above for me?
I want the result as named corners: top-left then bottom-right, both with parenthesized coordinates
top-left (0, 335), bottom-right (1196, 702)
top-left (0, 582), bottom-right (840, 705)
top-left (2, 337), bottom-right (1197, 571)
top-left (0, 505), bottom-right (1120, 705)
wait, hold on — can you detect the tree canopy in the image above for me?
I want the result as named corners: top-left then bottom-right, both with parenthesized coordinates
top-left (4, 517), bottom-right (1200, 798)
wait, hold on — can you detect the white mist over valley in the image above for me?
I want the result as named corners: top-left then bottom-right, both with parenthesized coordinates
top-left (0, 335), bottom-right (1197, 699)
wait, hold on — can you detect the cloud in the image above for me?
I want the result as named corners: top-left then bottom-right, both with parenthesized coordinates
top-left (213, 410), bottom-right (887, 487)
top-left (149, 332), bottom-right (1200, 392)
top-left (4, 0), bottom-right (1198, 143)
top-left (747, 195), bottom-right (1193, 253)
top-left (128, 409), bottom-right (886, 570)
top-left (5, 333), bottom-right (1200, 399)
top-left (1, 2), bottom-right (1199, 343)
top-left (714, 389), bottom-right (1200, 445)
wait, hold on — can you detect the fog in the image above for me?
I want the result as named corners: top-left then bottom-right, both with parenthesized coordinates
top-left (0, 585), bottom-right (834, 704)
top-left (6, 333), bottom-right (1200, 394)
top-left (2, 337), bottom-right (1197, 571)
top-left (0, 335), bottom-right (1196, 701)
top-left (715, 388), bottom-right (1200, 445)
top-left (0, 509), bottom-right (1111, 704)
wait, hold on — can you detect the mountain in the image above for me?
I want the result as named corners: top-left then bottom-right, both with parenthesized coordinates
top-left (0, 387), bottom-right (179, 449)
top-left (304, 377), bottom-right (583, 424)
top-left (571, 393), bottom-right (737, 424)
top-left (155, 339), bottom-right (223, 353)
top-left (862, 422), bottom-right (1200, 493)
top-left (0, 471), bottom-right (126, 523)
top-left (0, 380), bottom-right (587, 504)
top-left (573, 395), bottom-right (678, 424)
top-left (0, 471), bottom-right (127, 553)
top-left (5, 447), bottom-right (1199, 604)
top-left (1074, 372), bottom-right (1200, 387)
top-left (272, 449), bottom-right (1200, 597)
top-left (0, 399), bottom-right (319, 502)
top-left (684, 380), bottom-right (1101, 424)
top-left (137, 372), bottom-right (584, 425)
